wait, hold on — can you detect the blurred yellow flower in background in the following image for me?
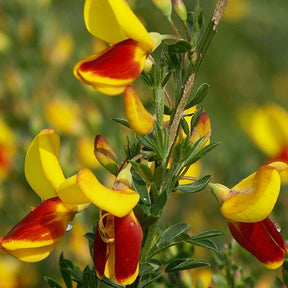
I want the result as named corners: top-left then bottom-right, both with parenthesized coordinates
top-left (239, 103), bottom-right (288, 182)
top-left (44, 97), bottom-right (84, 135)
top-left (0, 119), bottom-right (15, 181)
top-left (223, 0), bottom-right (249, 22)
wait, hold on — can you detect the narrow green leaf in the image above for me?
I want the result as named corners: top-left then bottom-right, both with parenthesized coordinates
top-left (212, 274), bottom-right (229, 288)
top-left (139, 273), bottom-right (164, 288)
top-left (158, 223), bottom-right (190, 245)
top-left (192, 229), bottom-right (224, 240)
top-left (151, 190), bottom-right (168, 216)
top-left (187, 239), bottom-right (218, 252)
top-left (139, 262), bottom-right (160, 275)
top-left (162, 71), bottom-right (172, 87)
top-left (165, 258), bottom-right (210, 272)
top-left (84, 232), bottom-right (95, 242)
top-left (130, 161), bottom-right (153, 183)
top-left (141, 70), bottom-right (152, 86)
top-left (132, 170), bottom-right (151, 214)
top-left (186, 83), bottom-right (209, 109)
top-left (141, 214), bottom-right (160, 229)
top-left (59, 254), bottom-right (74, 288)
top-left (181, 118), bottom-right (190, 137)
top-left (82, 266), bottom-right (99, 288)
top-left (136, 135), bottom-right (155, 151)
top-left (111, 118), bottom-right (130, 129)
top-left (176, 175), bottom-right (212, 193)
top-left (282, 259), bottom-right (288, 286)
top-left (44, 277), bottom-right (63, 288)
top-left (184, 141), bottom-right (221, 166)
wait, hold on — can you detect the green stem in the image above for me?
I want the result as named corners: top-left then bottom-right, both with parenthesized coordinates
top-left (153, 86), bottom-right (165, 127)
top-left (166, 0), bottom-right (228, 160)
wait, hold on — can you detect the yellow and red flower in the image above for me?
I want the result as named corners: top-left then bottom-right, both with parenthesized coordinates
top-left (94, 210), bottom-right (143, 285)
top-left (239, 103), bottom-right (288, 181)
top-left (210, 161), bottom-right (288, 269)
top-left (0, 129), bottom-right (141, 263)
top-left (74, 0), bottom-right (157, 96)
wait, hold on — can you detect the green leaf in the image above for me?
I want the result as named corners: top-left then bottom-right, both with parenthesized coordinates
top-left (84, 232), bottom-right (95, 242)
top-left (158, 223), bottom-right (190, 245)
top-left (130, 161), bottom-right (153, 183)
top-left (168, 40), bottom-right (192, 53)
top-left (139, 261), bottom-right (161, 275)
top-left (162, 71), bottom-right (172, 87)
top-left (192, 229), bottom-right (224, 240)
top-left (184, 141), bottom-right (221, 166)
top-left (132, 170), bottom-right (151, 215)
top-left (136, 135), bottom-right (155, 151)
top-left (187, 239), bottom-right (218, 252)
top-left (186, 83), bottom-right (209, 109)
top-left (151, 189), bottom-right (168, 216)
top-left (165, 258), bottom-right (210, 272)
top-left (181, 117), bottom-right (190, 137)
top-left (176, 175), bottom-right (212, 193)
top-left (44, 277), bottom-right (63, 288)
top-left (212, 274), bottom-right (229, 288)
top-left (112, 118), bottom-right (130, 128)
top-left (139, 273), bottom-right (164, 288)
top-left (82, 266), bottom-right (99, 288)
top-left (59, 253), bottom-right (81, 288)
top-left (282, 259), bottom-right (288, 286)
top-left (141, 214), bottom-right (160, 229)
top-left (140, 70), bottom-right (152, 86)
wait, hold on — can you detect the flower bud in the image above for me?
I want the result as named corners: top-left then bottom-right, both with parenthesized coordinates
top-left (152, 0), bottom-right (172, 18)
top-left (124, 86), bottom-right (154, 136)
top-left (94, 135), bottom-right (119, 175)
top-left (173, 0), bottom-right (187, 22)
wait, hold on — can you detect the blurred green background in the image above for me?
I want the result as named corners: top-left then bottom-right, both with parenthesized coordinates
top-left (1, 0), bottom-right (288, 287)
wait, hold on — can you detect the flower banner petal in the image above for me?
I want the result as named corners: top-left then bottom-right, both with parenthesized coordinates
top-left (228, 218), bottom-right (286, 269)
top-left (0, 198), bottom-right (76, 262)
top-left (84, 0), bottom-right (153, 52)
top-left (221, 165), bottom-right (281, 222)
top-left (24, 129), bottom-right (65, 200)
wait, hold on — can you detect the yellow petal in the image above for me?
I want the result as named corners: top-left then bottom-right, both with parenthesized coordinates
top-left (24, 129), bottom-right (65, 199)
top-left (124, 86), bottom-right (154, 136)
top-left (84, 0), bottom-right (154, 52)
top-left (58, 174), bottom-right (90, 205)
top-left (221, 165), bottom-right (281, 222)
top-left (60, 169), bottom-right (139, 217)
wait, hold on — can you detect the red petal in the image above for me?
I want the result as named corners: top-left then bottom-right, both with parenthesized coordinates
top-left (114, 211), bottom-right (143, 284)
top-left (0, 197), bottom-right (76, 262)
top-left (228, 217), bottom-right (286, 269)
top-left (93, 222), bottom-right (108, 279)
top-left (78, 39), bottom-right (145, 81)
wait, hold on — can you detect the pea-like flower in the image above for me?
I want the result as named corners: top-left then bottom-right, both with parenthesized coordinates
top-left (240, 103), bottom-right (288, 182)
top-left (74, 0), bottom-right (159, 96)
top-left (210, 162), bottom-right (288, 269)
top-left (94, 210), bottom-right (143, 285)
top-left (0, 129), bottom-right (79, 262)
top-left (0, 129), bottom-right (140, 262)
